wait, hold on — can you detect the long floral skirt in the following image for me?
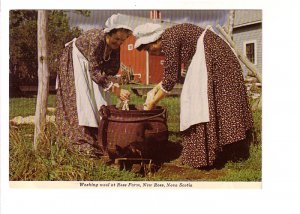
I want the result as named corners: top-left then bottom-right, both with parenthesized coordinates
top-left (181, 31), bottom-right (253, 168)
top-left (55, 45), bottom-right (99, 155)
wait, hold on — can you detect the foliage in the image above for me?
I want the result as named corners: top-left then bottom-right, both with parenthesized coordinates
top-left (9, 10), bottom-right (84, 87)
top-left (9, 10), bottom-right (38, 86)
top-left (9, 124), bottom-right (141, 181)
top-left (252, 109), bottom-right (262, 144)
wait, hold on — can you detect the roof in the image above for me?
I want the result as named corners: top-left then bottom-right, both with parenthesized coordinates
top-left (233, 10), bottom-right (262, 28)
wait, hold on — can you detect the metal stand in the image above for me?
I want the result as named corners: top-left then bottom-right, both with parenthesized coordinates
top-left (114, 158), bottom-right (158, 175)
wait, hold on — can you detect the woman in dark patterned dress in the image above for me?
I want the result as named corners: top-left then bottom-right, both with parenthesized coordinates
top-left (133, 23), bottom-right (253, 168)
top-left (56, 15), bottom-right (132, 154)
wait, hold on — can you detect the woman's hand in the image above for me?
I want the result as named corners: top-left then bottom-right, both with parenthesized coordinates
top-left (112, 84), bottom-right (130, 101)
top-left (143, 101), bottom-right (155, 110)
top-left (143, 87), bottom-right (167, 111)
top-left (119, 89), bottom-right (130, 101)
top-left (144, 82), bottom-right (161, 105)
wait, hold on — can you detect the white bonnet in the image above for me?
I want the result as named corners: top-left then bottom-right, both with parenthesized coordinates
top-left (133, 23), bottom-right (164, 49)
top-left (104, 14), bottom-right (133, 33)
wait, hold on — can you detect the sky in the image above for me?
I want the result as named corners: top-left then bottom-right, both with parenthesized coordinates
top-left (67, 10), bottom-right (229, 31)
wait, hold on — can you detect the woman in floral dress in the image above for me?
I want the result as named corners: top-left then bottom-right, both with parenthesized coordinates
top-left (134, 23), bottom-right (253, 168)
top-left (56, 15), bottom-right (132, 154)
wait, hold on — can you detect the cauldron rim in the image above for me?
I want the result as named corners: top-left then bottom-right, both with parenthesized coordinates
top-left (107, 104), bottom-right (165, 114)
top-left (99, 105), bottom-right (167, 122)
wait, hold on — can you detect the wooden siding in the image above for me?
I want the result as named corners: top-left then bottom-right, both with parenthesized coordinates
top-left (120, 35), bottom-right (147, 83)
top-left (233, 23), bottom-right (262, 77)
top-left (120, 35), bottom-right (165, 84)
top-left (234, 10), bottom-right (262, 27)
top-left (149, 55), bottom-right (165, 84)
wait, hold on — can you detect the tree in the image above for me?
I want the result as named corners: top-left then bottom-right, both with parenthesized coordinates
top-left (9, 10), bottom-right (38, 93)
top-left (9, 10), bottom-right (83, 95)
top-left (46, 11), bottom-right (84, 83)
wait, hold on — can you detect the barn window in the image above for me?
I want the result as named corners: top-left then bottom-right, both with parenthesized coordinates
top-left (128, 44), bottom-right (133, 51)
top-left (244, 40), bottom-right (257, 65)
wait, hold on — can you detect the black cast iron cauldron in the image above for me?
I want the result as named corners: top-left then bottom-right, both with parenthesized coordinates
top-left (97, 105), bottom-right (168, 160)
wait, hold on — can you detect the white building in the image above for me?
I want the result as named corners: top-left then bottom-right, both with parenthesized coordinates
top-left (232, 10), bottom-right (262, 77)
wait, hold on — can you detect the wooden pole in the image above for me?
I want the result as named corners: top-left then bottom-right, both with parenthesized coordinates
top-left (216, 24), bottom-right (262, 83)
top-left (216, 24), bottom-right (262, 111)
top-left (34, 10), bottom-right (49, 150)
top-left (228, 10), bottom-right (235, 40)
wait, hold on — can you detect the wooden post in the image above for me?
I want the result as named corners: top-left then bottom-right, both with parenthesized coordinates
top-left (216, 24), bottom-right (262, 83)
top-left (34, 10), bottom-right (49, 150)
top-left (228, 10), bottom-right (235, 40)
top-left (216, 24), bottom-right (262, 111)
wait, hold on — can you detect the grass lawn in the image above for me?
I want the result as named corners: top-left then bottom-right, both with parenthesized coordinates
top-left (9, 85), bottom-right (262, 181)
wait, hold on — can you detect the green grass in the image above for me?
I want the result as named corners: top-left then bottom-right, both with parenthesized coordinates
top-left (9, 86), bottom-right (261, 181)
top-left (9, 124), bottom-right (142, 181)
top-left (9, 95), bottom-right (56, 119)
top-left (216, 143), bottom-right (262, 181)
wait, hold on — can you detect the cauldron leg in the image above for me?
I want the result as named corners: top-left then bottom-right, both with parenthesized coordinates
top-left (140, 159), bottom-right (162, 176)
top-left (146, 161), bottom-right (163, 175)
top-left (115, 159), bottom-right (133, 171)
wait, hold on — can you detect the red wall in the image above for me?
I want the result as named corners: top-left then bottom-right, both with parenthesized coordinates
top-left (120, 35), bottom-right (146, 83)
top-left (149, 55), bottom-right (165, 84)
top-left (120, 35), bottom-right (165, 84)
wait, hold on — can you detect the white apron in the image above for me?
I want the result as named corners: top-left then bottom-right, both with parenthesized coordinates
top-left (180, 26), bottom-right (212, 131)
top-left (65, 39), bottom-right (110, 127)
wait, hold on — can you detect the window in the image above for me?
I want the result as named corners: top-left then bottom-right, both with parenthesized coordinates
top-left (128, 44), bottom-right (133, 51)
top-left (244, 40), bottom-right (257, 65)
top-left (246, 43), bottom-right (255, 63)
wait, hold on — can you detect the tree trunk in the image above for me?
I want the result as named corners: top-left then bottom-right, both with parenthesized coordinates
top-left (34, 10), bottom-right (49, 150)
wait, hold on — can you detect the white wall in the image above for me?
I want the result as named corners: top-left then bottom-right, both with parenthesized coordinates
top-left (233, 23), bottom-right (262, 77)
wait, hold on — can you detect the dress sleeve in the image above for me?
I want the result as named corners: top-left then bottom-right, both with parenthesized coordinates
top-left (75, 30), bottom-right (118, 89)
top-left (161, 31), bottom-right (181, 92)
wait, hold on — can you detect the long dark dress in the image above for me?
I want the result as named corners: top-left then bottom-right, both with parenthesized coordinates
top-left (55, 29), bottom-right (120, 153)
top-left (160, 24), bottom-right (253, 168)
